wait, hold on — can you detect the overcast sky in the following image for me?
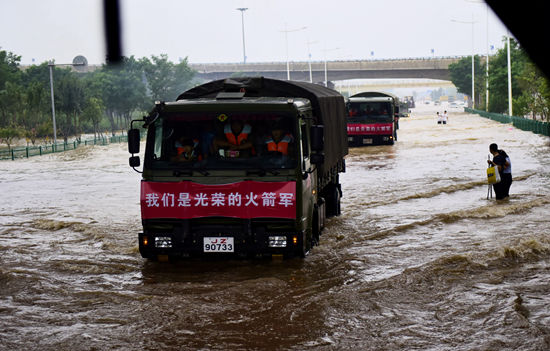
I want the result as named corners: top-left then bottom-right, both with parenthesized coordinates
top-left (1, 0), bottom-right (510, 66)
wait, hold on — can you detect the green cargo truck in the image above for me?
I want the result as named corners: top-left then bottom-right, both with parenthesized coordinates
top-left (128, 77), bottom-right (348, 260)
top-left (346, 91), bottom-right (400, 146)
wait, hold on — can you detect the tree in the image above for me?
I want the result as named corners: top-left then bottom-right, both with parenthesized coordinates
top-left (81, 97), bottom-right (104, 138)
top-left (448, 55), bottom-right (485, 108)
top-left (0, 124), bottom-right (24, 150)
top-left (517, 61), bottom-right (550, 121)
top-left (141, 54), bottom-right (196, 102)
top-left (20, 81), bottom-right (49, 144)
top-left (0, 50), bottom-right (21, 90)
top-left (55, 70), bottom-right (85, 142)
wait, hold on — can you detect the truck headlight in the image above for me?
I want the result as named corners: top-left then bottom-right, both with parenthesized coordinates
top-left (155, 236), bottom-right (172, 248)
top-left (268, 236), bottom-right (287, 248)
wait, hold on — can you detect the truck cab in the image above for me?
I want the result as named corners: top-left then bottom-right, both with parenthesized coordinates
top-left (346, 91), bottom-right (400, 146)
top-left (128, 77), bottom-right (347, 260)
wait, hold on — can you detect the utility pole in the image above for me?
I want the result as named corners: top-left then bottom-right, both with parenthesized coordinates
top-left (48, 61), bottom-right (57, 148)
top-left (236, 8), bottom-right (248, 64)
top-left (451, 16), bottom-right (477, 109)
top-left (280, 24), bottom-right (307, 80)
top-left (47, 59), bottom-right (86, 150)
top-left (507, 33), bottom-right (513, 116)
top-left (307, 40), bottom-right (318, 83)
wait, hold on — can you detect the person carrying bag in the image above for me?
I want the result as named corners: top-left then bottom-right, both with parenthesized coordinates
top-left (487, 143), bottom-right (512, 200)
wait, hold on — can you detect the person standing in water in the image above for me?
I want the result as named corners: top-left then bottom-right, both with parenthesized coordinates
top-left (487, 143), bottom-right (512, 199)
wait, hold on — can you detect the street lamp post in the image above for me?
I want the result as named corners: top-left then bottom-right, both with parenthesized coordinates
top-left (507, 32), bottom-right (513, 116)
top-left (451, 15), bottom-right (477, 109)
top-left (322, 47), bottom-right (339, 87)
top-left (48, 61), bottom-right (57, 147)
top-left (307, 40), bottom-right (318, 83)
top-left (47, 60), bottom-right (86, 149)
top-left (236, 8), bottom-right (248, 64)
top-left (280, 24), bottom-right (307, 80)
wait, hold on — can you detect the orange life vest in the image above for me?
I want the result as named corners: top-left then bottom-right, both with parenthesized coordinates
top-left (176, 139), bottom-right (201, 160)
top-left (224, 123), bottom-right (251, 145)
top-left (265, 134), bottom-right (293, 155)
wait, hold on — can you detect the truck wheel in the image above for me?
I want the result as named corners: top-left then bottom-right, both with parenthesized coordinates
top-left (325, 184), bottom-right (341, 217)
top-left (297, 231), bottom-right (311, 258)
top-left (312, 210), bottom-right (320, 247)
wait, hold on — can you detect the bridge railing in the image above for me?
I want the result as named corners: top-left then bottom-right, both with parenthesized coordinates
top-left (466, 107), bottom-right (550, 137)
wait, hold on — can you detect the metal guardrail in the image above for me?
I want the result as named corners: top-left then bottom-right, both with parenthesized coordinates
top-left (0, 135), bottom-right (129, 161)
top-left (465, 108), bottom-right (550, 137)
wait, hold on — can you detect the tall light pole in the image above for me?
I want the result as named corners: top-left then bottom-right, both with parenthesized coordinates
top-left (47, 59), bottom-right (86, 149)
top-left (466, 0), bottom-right (489, 111)
top-left (322, 47), bottom-right (339, 87)
top-left (451, 15), bottom-right (477, 108)
top-left (307, 40), bottom-right (318, 83)
top-left (507, 32), bottom-right (513, 116)
top-left (485, 3), bottom-right (490, 112)
top-left (236, 8), bottom-right (248, 64)
top-left (280, 24), bottom-right (307, 80)
top-left (48, 61), bottom-right (57, 147)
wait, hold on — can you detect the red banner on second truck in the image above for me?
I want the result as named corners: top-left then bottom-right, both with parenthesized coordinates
top-left (347, 123), bottom-right (393, 135)
top-left (141, 181), bottom-right (296, 219)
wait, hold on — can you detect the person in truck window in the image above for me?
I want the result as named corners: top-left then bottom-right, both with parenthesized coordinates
top-left (213, 118), bottom-right (254, 158)
top-left (171, 136), bottom-right (201, 162)
top-left (264, 123), bottom-right (294, 156)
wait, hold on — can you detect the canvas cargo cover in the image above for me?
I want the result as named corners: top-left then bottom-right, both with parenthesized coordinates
top-left (351, 91), bottom-right (400, 103)
top-left (178, 77), bottom-right (348, 174)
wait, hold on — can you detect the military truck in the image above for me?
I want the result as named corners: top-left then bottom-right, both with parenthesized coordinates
top-left (346, 91), bottom-right (399, 146)
top-left (128, 77), bottom-right (348, 260)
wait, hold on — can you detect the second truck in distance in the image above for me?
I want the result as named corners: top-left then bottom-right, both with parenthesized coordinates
top-left (346, 91), bottom-right (400, 146)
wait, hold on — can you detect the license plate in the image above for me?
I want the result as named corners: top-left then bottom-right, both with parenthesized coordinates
top-left (363, 138), bottom-right (373, 144)
top-left (203, 237), bottom-right (234, 252)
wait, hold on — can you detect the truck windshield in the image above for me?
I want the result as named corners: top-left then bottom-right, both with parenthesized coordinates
top-left (146, 111), bottom-right (298, 171)
top-left (347, 101), bottom-right (393, 123)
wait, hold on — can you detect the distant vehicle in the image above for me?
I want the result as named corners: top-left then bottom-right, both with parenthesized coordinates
top-left (403, 95), bottom-right (415, 109)
top-left (127, 77), bottom-right (348, 260)
top-left (345, 91), bottom-right (399, 146)
top-left (399, 101), bottom-right (411, 118)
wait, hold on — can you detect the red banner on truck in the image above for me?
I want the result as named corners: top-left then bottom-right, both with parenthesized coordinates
top-left (141, 181), bottom-right (296, 219)
top-left (347, 123), bottom-right (393, 135)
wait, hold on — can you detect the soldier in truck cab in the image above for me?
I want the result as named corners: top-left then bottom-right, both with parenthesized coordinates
top-left (213, 118), bottom-right (254, 158)
top-left (171, 136), bottom-right (201, 162)
top-left (264, 122), bottom-right (294, 156)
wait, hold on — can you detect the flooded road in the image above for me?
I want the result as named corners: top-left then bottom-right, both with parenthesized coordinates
top-left (1, 105), bottom-right (550, 350)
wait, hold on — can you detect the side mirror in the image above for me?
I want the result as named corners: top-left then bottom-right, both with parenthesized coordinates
top-left (129, 156), bottom-right (140, 168)
top-left (128, 129), bottom-right (140, 154)
top-left (310, 153), bottom-right (325, 165)
top-left (310, 125), bottom-right (324, 152)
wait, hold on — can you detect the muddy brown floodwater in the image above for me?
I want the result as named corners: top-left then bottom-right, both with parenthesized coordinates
top-left (1, 105), bottom-right (550, 351)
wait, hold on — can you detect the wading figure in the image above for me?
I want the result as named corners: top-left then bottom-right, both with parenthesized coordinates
top-left (487, 143), bottom-right (512, 199)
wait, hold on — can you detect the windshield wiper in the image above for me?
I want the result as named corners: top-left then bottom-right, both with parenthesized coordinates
top-left (173, 168), bottom-right (210, 176)
top-left (246, 168), bottom-right (279, 176)
top-left (194, 168), bottom-right (210, 176)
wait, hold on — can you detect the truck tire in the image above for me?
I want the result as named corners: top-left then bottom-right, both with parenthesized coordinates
top-left (312, 209), bottom-right (320, 247)
top-left (296, 230), bottom-right (312, 258)
top-left (325, 184), bottom-right (341, 217)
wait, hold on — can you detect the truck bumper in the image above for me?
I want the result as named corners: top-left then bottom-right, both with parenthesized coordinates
top-left (138, 222), bottom-right (306, 259)
top-left (347, 134), bottom-right (394, 146)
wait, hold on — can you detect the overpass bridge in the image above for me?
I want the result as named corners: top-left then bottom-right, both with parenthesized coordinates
top-left (189, 57), bottom-right (463, 83)
top-left (22, 56), bottom-right (464, 85)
